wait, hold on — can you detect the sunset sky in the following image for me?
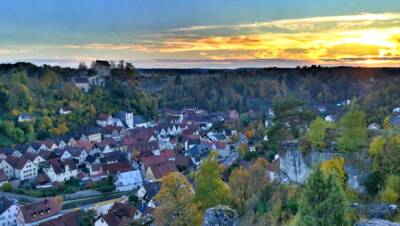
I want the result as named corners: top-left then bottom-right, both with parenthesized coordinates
top-left (0, 0), bottom-right (399, 68)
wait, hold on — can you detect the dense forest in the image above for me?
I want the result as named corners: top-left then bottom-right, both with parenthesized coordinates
top-left (138, 67), bottom-right (400, 124)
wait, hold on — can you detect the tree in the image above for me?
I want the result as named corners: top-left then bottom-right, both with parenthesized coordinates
top-left (78, 62), bottom-right (88, 70)
top-left (248, 158), bottom-right (269, 194)
top-left (320, 157), bottom-right (346, 186)
top-left (379, 175), bottom-right (400, 203)
top-left (297, 167), bottom-right (350, 226)
top-left (373, 135), bottom-right (400, 177)
top-left (368, 135), bottom-right (386, 157)
top-left (194, 153), bottom-right (232, 212)
top-left (79, 209), bottom-right (95, 226)
top-left (154, 172), bottom-right (200, 226)
top-left (40, 70), bottom-right (58, 87)
top-left (8, 83), bottom-right (33, 111)
top-left (336, 104), bottom-right (367, 152)
top-left (229, 167), bottom-right (250, 211)
top-left (1, 182), bottom-right (12, 192)
top-left (308, 117), bottom-right (330, 149)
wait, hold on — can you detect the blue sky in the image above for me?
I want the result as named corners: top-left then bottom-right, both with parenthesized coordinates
top-left (0, 0), bottom-right (399, 68)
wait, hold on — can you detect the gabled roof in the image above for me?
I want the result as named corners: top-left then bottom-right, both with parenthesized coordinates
top-left (174, 155), bottom-right (192, 168)
top-left (5, 156), bottom-right (29, 170)
top-left (0, 196), bottom-right (14, 215)
top-left (48, 158), bottom-right (77, 175)
top-left (0, 147), bottom-right (17, 156)
top-left (101, 161), bottom-right (133, 175)
top-left (141, 154), bottom-right (163, 166)
top-left (62, 147), bottom-right (84, 157)
top-left (148, 161), bottom-right (178, 180)
top-left (39, 210), bottom-right (80, 226)
top-left (93, 60), bottom-right (111, 67)
top-left (20, 197), bottom-right (62, 224)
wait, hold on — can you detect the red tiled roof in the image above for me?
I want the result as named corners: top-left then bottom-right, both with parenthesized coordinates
top-left (6, 156), bottom-right (29, 170)
top-left (149, 161), bottom-right (178, 180)
top-left (20, 197), bottom-right (62, 224)
top-left (160, 149), bottom-right (176, 159)
top-left (141, 155), bottom-right (167, 170)
top-left (101, 161), bottom-right (133, 175)
top-left (39, 210), bottom-right (80, 226)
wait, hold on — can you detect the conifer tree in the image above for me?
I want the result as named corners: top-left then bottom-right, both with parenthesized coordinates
top-left (297, 167), bottom-right (350, 226)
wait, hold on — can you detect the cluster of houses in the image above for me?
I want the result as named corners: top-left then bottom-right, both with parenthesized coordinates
top-left (0, 195), bottom-right (148, 226)
top-left (0, 107), bottom-right (256, 225)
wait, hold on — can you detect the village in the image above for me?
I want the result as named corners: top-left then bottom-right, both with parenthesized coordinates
top-left (2, 96), bottom-right (400, 225)
top-left (0, 104), bottom-right (279, 226)
top-left (0, 60), bottom-right (399, 226)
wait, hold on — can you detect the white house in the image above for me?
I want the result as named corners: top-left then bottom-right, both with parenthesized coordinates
top-left (115, 170), bottom-right (143, 192)
top-left (0, 197), bottom-right (19, 226)
top-left (0, 159), bottom-right (15, 180)
top-left (18, 113), bottom-right (33, 123)
top-left (5, 157), bottom-right (38, 181)
top-left (72, 77), bottom-right (90, 92)
top-left (96, 114), bottom-right (114, 128)
top-left (44, 159), bottom-right (78, 183)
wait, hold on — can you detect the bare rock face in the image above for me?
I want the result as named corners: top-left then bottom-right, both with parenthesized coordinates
top-left (354, 219), bottom-right (400, 226)
top-left (202, 205), bottom-right (238, 226)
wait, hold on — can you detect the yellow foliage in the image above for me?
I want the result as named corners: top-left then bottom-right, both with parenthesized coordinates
top-left (380, 188), bottom-right (399, 203)
top-left (368, 135), bottom-right (386, 157)
top-left (320, 157), bottom-right (346, 186)
top-left (11, 110), bottom-right (21, 117)
top-left (50, 123), bottom-right (69, 135)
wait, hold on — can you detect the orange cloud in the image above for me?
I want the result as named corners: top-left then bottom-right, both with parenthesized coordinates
top-left (51, 13), bottom-right (400, 67)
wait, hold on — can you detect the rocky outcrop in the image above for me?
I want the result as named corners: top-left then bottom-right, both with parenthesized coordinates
top-left (279, 142), bottom-right (370, 192)
top-left (354, 219), bottom-right (400, 226)
top-left (352, 203), bottom-right (398, 219)
top-left (202, 205), bottom-right (238, 226)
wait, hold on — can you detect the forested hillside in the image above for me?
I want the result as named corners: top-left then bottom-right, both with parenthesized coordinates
top-left (0, 62), bottom-right (157, 146)
top-left (138, 67), bottom-right (400, 124)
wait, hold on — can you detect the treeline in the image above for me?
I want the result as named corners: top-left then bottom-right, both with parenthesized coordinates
top-left (0, 62), bottom-right (157, 146)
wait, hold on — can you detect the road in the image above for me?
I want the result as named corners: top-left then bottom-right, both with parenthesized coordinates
top-left (0, 191), bottom-right (43, 204)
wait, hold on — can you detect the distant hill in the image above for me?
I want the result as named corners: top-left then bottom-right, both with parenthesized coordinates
top-left (137, 66), bottom-right (400, 124)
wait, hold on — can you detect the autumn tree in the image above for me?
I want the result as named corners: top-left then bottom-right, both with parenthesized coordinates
top-left (229, 167), bottom-right (250, 212)
top-left (8, 83), bottom-right (33, 111)
top-left (297, 167), bottom-right (350, 226)
top-left (195, 153), bottom-right (232, 212)
top-left (248, 158), bottom-right (269, 194)
top-left (154, 172), bottom-right (200, 226)
top-left (320, 157), bottom-right (346, 186)
top-left (368, 135), bottom-right (386, 157)
top-left (336, 104), bottom-right (367, 151)
top-left (40, 70), bottom-right (58, 87)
